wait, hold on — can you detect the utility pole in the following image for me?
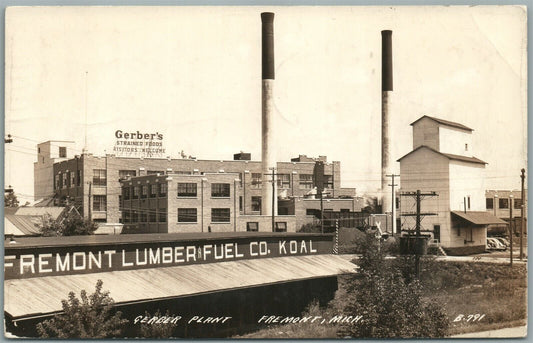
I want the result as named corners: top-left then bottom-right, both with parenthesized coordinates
top-left (509, 194), bottom-right (514, 267)
top-left (387, 174), bottom-right (400, 236)
top-left (400, 190), bottom-right (438, 278)
top-left (87, 181), bottom-right (92, 221)
top-left (520, 168), bottom-right (525, 260)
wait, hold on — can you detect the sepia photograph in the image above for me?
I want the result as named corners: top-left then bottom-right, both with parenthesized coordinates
top-left (3, 5), bottom-right (528, 339)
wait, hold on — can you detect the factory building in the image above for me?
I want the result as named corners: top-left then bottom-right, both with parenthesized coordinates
top-left (398, 115), bottom-right (506, 255)
top-left (34, 140), bottom-right (75, 201)
top-left (485, 189), bottom-right (527, 236)
top-left (41, 145), bottom-right (358, 228)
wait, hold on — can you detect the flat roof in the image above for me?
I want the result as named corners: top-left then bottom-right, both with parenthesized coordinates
top-left (5, 254), bottom-right (356, 321)
top-left (5, 232), bottom-right (333, 250)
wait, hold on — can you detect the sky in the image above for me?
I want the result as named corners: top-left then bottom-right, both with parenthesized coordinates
top-left (4, 5), bottom-right (528, 203)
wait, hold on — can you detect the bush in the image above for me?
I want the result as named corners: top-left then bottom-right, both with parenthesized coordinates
top-left (39, 211), bottom-right (98, 236)
top-left (138, 310), bottom-right (178, 338)
top-left (36, 280), bottom-right (128, 338)
top-left (338, 233), bottom-right (449, 338)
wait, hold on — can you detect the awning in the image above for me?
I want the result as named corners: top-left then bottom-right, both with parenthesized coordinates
top-left (5, 255), bottom-right (356, 321)
top-left (451, 211), bottom-right (508, 225)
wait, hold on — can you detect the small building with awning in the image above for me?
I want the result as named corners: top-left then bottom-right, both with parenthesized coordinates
top-left (4, 232), bottom-right (356, 337)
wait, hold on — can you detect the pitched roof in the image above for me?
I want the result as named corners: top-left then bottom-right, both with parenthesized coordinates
top-left (397, 145), bottom-right (487, 165)
top-left (4, 214), bottom-right (42, 236)
top-left (410, 115), bottom-right (473, 132)
top-left (452, 211), bottom-right (508, 225)
top-left (15, 207), bottom-right (65, 220)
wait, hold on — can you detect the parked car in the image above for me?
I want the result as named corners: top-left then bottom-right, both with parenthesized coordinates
top-left (494, 237), bottom-right (510, 249)
top-left (487, 237), bottom-right (506, 251)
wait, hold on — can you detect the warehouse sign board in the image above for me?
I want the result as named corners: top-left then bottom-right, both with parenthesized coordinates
top-left (112, 129), bottom-right (166, 158)
top-left (4, 235), bottom-right (333, 279)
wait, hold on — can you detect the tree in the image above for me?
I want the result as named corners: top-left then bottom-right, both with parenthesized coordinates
top-left (337, 233), bottom-right (448, 338)
top-left (36, 280), bottom-right (128, 338)
top-left (4, 192), bottom-right (19, 207)
top-left (39, 210), bottom-right (98, 236)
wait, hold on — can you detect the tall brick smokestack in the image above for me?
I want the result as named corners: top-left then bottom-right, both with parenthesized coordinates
top-left (261, 12), bottom-right (277, 217)
top-left (381, 30), bottom-right (393, 218)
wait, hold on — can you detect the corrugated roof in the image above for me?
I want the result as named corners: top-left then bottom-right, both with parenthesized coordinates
top-left (452, 211), bottom-right (508, 225)
top-left (3, 214), bottom-right (42, 236)
top-left (410, 115), bottom-right (473, 131)
top-left (397, 145), bottom-right (487, 165)
top-left (15, 207), bottom-right (65, 220)
top-left (5, 255), bottom-right (356, 320)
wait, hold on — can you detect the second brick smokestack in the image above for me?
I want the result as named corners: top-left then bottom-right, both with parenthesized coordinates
top-left (381, 30), bottom-right (393, 219)
top-left (261, 12), bottom-right (277, 217)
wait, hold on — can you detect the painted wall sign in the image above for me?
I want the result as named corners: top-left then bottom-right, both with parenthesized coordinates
top-left (4, 235), bottom-right (333, 279)
top-left (112, 130), bottom-right (166, 158)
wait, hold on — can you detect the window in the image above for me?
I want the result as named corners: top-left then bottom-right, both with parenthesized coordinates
top-left (132, 186), bottom-right (139, 199)
top-left (499, 198), bottom-right (509, 209)
top-left (149, 210), bottom-right (157, 223)
top-left (175, 171), bottom-right (192, 175)
top-left (123, 187), bottom-right (130, 200)
top-left (467, 196), bottom-right (471, 210)
top-left (395, 197), bottom-right (400, 209)
top-left (141, 185), bottom-right (148, 198)
top-left (514, 198), bottom-right (523, 209)
top-left (70, 172), bottom-right (75, 188)
top-left (55, 174), bottom-right (59, 190)
top-left (159, 183), bottom-right (167, 197)
top-left (277, 174), bottom-right (290, 189)
top-left (251, 173), bottom-right (262, 188)
top-left (247, 222), bottom-right (259, 232)
top-left (93, 195), bottom-right (107, 212)
top-left (299, 174), bottom-right (313, 189)
top-left (140, 211), bottom-right (147, 223)
top-left (178, 208), bottom-right (197, 223)
top-left (59, 146), bottom-right (67, 158)
top-left (211, 183), bottom-right (230, 197)
top-left (147, 170), bottom-right (164, 175)
top-left (123, 210), bottom-right (130, 223)
top-left (275, 222), bottom-right (287, 232)
top-left (252, 196), bottom-right (262, 212)
top-left (323, 175), bottom-right (333, 189)
top-left (119, 170), bottom-right (136, 179)
top-left (159, 208), bottom-right (167, 223)
top-left (149, 184), bottom-right (157, 198)
top-left (239, 196), bottom-right (243, 212)
top-left (178, 183), bottom-right (197, 197)
top-left (131, 210), bottom-right (138, 223)
top-left (62, 173), bottom-right (67, 188)
top-left (486, 198), bottom-right (493, 209)
top-left (212, 208), bottom-right (230, 222)
top-left (93, 169), bottom-right (107, 186)
top-left (77, 170), bottom-right (81, 186)
top-left (466, 228), bottom-right (473, 242)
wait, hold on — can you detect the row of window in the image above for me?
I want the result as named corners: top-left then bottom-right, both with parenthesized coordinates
top-left (124, 183), bottom-right (168, 199)
top-left (249, 173), bottom-right (333, 189)
top-left (123, 183), bottom-right (232, 200)
top-left (122, 208), bottom-right (231, 224)
top-left (123, 209), bottom-right (167, 223)
top-left (486, 197), bottom-right (523, 210)
top-left (54, 170), bottom-right (82, 190)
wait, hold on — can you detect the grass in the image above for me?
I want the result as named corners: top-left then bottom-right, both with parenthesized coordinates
top-left (236, 258), bottom-right (527, 338)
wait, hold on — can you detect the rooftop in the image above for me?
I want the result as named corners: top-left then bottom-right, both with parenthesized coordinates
top-left (410, 115), bottom-right (473, 132)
